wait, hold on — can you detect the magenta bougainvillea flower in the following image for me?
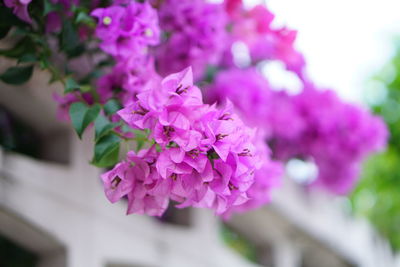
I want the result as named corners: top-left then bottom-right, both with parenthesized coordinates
top-left (91, 1), bottom-right (160, 59)
top-left (155, 0), bottom-right (227, 79)
top-left (2, 0), bottom-right (388, 218)
top-left (207, 68), bottom-right (305, 140)
top-left (96, 57), bottom-right (161, 105)
top-left (101, 147), bottom-right (170, 216)
top-left (101, 67), bottom-right (282, 216)
top-left (222, 136), bottom-right (283, 217)
top-left (222, 0), bottom-right (306, 78)
top-left (207, 67), bottom-right (387, 194)
top-left (288, 86), bottom-right (388, 193)
top-left (4, 0), bottom-right (32, 23)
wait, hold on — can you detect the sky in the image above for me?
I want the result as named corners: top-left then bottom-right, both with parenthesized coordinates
top-left (248, 0), bottom-right (400, 104)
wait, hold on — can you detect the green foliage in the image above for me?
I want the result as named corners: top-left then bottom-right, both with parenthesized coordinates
top-left (0, 0), bottom-right (151, 174)
top-left (133, 129), bottom-right (150, 152)
top-left (0, 37), bottom-right (35, 58)
top-left (94, 115), bottom-right (118, 141)
top-left (104, 99), bottom-right (122, 116)
top-left (64, 77), bottom-right (81, 93)
top-left (43, 0), bottom-right (61, 16)
top-left (60, 19), bottom-right (85, 58)
top-left (351, 42), bottom-right (400, 251)
top-left (18, 54), bottom-right (38, 63)
top-left (0, 65), bottom-right (34, 85)
top-left (69, 102), bottom-right (101, 139)
top-left (92, 133), bottom-right (121, 167)
top-left (0, 3), bottom-right (28, 30)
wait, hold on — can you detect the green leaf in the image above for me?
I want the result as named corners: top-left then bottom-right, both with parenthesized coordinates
top-left (92, 133), bottom-right (121, 167)
top-left (94, 144), bottom-right (120, 168)
top-left (75, 12), bottom-right (95, 26)
top-left (204, 65), bottom-right (218, 83)
top-left (60, 20), bottom-right (80, 54)
top-left (0, 26), bottom-right (10, 39)
top-left (69, 102), bottom-right (101, 138)
top-left (39, 57), bottom-right (50, 70)
top-left (65, 44), bottom-right (85, 58)
top-left (0, 4), bottom-right (27, 28)
top-left (97, 59), bottom-right (114, 68)
top-left (18, 54), bottom-right (37, 63)
top-left (43, 0), bottom-right (60, 16)
top-left (133, 129), bottom-right (148, 152)
top-left (80, 85), bottom-right (91, 93)
top-left (0, 37), bottom-right (35, 58)
top-left (94, 115), bottom-right (118, 141)
top-left (0, 65), bottom-right (33, 85)
top-left (104, 99), bottom-right (121, 115)
top-left (64, 77), bottom-right (80, 93)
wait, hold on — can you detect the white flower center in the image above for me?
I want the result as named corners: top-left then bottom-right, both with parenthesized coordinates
top-left (144, 28), bottom-right (153, 37)
top-left (103, 16), bottom-right (112, 26)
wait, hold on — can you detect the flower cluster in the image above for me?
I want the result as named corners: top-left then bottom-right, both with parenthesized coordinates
top-left (1, 0), bottom-right (388, 218)
top-left (91, 1), bottom-right (160, 59)
top-left (90, 1), bottom-right (161, 106)
top-left (288, 87), bottom-right (388, 193)
top-left (102, 67), bottom-right (281, 216)
top-left (96, 57), bottom-right (160, 105)
top-left (155, 0), bottom-right (227, 80)
top-left (207, 68), bottom-right (387, 194)
top-left (207, 68), bottom-right (305, 140)
top-left (223, 0), bottom-right (305, 78)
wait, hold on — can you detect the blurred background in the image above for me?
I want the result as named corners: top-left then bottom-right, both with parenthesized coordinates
top-left (1, 0), bottom-right (400, 266)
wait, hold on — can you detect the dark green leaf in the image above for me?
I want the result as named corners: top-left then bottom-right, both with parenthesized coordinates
top-left (43, 0), bottom-right (60, 16)
top-left (133, 129), bottom-right (148, 152)
top-left (0, 65), bottom-right (33, 85)
top-left (75, 12), bottom-right (95, 26)
top-left (39, 57), bottom-right (50, 70)
top-left (104, 99), bottom-right (121, 115)
top-left (93, 143), bottom-right (120, 168)
top-left (0, 37), bottom-right (35, 58)
top-left (97, 59), bottom-right (114, 68)
top-left (204, 65), bottom-right (218, 83)
top-left (92, 133), bottom-right (121, 167)
top-left (65, 44), bottom-right (85, 58)
top-left (0, 26), bottom-right (10, 39)
top-left (69, 102), bottom-right (101, 138)
top-left (64, 77), bottom-right (80, 93)
top-left (94, 115), bottom-right (117, 141)
top-left (0, 4), bottom-right (27, 28)
top-left (80, 69), bottom-right (103, 84)
top-left (60, 20), bottom-right (80, 54)
top-left (18, 54), bottom-right (37, 63)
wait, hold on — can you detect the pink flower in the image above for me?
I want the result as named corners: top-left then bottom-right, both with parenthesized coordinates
top-left (221, 137), bottom-right (283, 218)
top-left (101, 147), bottom-right (170, 216)
top-left (110, 67), bottom-right (281, 216)
top-left (155, 0), bottom-right (227, 80)
top-left (91, 1), bottom-right (160, 59)
top-left (206, 67), bottom-right (387, 195)
top-left (4, 0), bottom-right (32, 23)
top-left (96, 57), bottom-right (160, 105)
top-left (101, 161), bottom-right (135, 203)
top-left (223, 2), bottom-right (306, 77)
